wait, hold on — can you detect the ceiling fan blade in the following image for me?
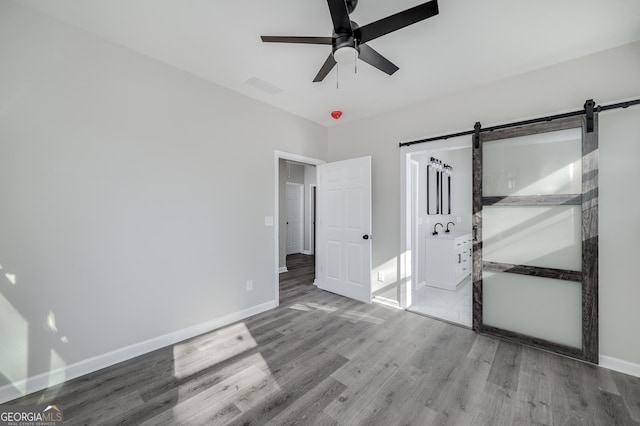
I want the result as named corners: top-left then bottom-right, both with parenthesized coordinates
top-left (356, 0), bottom-right (439, 43)
top-left (327, 0), bottom-right (353, 35)
top-left (313, 54), bottom-right (337, 82)
top-left (261, 36), bottom-right (333, 45)
top-left (358, 44), bottom-right (399, 75)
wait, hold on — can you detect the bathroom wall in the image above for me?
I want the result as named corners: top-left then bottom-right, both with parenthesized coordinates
top-left (412, 147), bottom-right (472, 287)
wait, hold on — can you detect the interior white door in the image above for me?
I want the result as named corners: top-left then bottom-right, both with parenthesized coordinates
top-left (286, 183), bottom-right (303, 255)
top-left (317, 156), bottom-right (372, 303)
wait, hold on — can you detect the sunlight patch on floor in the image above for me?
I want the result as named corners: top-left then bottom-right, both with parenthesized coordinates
top-left (172, 322), bottom-right (261, 379)
top-left (339, 310), bottom-right (384, 324)
top-left (169, 364), bottom-right (277, 423)
top-left (289, 303), bottom-right (312, 311)
top-left (372, 296), bottom-right (402, 310)
top-left (305, 302), bottom-right (338, 313)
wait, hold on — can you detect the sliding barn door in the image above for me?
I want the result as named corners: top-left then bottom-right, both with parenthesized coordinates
top-left (472, 115), bottom-right (598, 363)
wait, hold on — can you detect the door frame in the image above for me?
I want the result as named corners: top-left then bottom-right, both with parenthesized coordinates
top-left (399, 136), bottom-right (472, 309)
top-left (274, 151), bottom-right (325, 306)
top-left (285, 182), bottom-right (304, 255)
top-left (308, 184), bottom-right (317, 256)
top-left (410, 159), bottom-right (419, 296)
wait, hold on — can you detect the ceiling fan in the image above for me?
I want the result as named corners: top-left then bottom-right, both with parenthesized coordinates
top-left (261, 0), bottom-right (439, 82)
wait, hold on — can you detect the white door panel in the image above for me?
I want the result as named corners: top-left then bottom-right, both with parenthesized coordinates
top-left (286, 183), bottom-right (303, 255)
top-left (317, 156), bottom-right (372, 303)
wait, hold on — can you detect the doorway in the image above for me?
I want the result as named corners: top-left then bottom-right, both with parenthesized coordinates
top-left (274, 151), bottom-right (373, 306)
top-left (400, 136), bottom-right (473, 326)
top-left (274, 152), bottom-right (324, 304)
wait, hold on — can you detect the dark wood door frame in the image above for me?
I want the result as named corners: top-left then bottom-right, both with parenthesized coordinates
top-left (472, 114), bottom-right (599, 364)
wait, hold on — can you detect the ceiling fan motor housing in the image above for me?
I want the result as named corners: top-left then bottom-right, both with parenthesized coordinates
top-left (332, 19), bottom-right (360, 54)
top-left (333, 33), bottom-right (359, 51)
top-left (332, 33), bottom-right (359, 64)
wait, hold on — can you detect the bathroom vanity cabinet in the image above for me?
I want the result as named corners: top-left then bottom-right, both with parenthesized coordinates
top-left (425, 233), bottom-right (472, 291)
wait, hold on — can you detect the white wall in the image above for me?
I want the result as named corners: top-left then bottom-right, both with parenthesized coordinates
top-left (285, 162), bottom-right (305, 184)
top-left (328, 41), bottom-right (640, 368)
top-left (448, 148), bottom-right (473, 230)
top-left (0, 1), bottom-right (327, 400)
top-left (598, 107), bottom-right (640, 369)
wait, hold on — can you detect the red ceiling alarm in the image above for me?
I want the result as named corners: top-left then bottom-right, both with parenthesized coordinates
top-left (331, 110), bottom-right (343, 120)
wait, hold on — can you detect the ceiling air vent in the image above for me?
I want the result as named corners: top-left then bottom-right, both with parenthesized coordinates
top-left (244, 76), bottom-right (283, 95)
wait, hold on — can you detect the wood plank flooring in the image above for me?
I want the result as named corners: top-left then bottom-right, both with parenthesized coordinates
top-left (10, 253), bottom-right (640, 425)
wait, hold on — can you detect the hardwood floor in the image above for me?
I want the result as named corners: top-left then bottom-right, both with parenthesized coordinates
top-left (10, 253), bottom-right (640, 425)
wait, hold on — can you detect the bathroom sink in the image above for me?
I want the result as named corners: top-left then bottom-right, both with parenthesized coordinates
top-left (428, 232), bottom-right (471, 240)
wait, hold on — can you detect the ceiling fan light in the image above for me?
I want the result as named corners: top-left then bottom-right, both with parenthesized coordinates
top-left (334, 46), bottom-right (358, 64)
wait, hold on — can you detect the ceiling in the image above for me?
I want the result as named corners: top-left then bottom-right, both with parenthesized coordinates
top-left (18, 0), bottom-right (640, 127)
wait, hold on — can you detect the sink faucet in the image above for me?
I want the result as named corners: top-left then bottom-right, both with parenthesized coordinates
top-left (445, 222), bottom-right (455, 233)
top-left (433, 223), bottom-right (443, 235)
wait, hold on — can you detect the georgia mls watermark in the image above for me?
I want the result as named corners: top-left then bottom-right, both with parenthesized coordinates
top-left (0, 405), bottom-right (63, 426)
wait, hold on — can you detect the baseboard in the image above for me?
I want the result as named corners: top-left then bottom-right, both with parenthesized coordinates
top-left (372, 296), bottom-right (402, 310)
top-left (415, 281), bottom-right (427, 291)
top-left (278, 267), bottom-right (288, 273)
top-left (0, 299), bottom-right (278, 404)
top-left (302, 250), bottom-right (313, 255)
top-left (425, 279), bottom-right (463, 292)
top-left (599, 355), bottom-right (640, 378)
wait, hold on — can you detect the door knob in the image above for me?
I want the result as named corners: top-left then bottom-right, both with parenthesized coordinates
top-left (362, 235), bottom-right (370, 240)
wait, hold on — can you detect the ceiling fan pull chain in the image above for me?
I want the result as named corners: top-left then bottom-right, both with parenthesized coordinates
top-left (355, 50), bottom-right (358, 74)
